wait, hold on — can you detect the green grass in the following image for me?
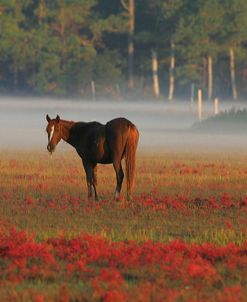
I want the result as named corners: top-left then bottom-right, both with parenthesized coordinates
top-left (0, 150), bottom-right (246, 245)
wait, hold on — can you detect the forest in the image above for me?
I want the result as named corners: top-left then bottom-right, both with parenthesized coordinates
top-left (1, 0), bottom-right (247, 100)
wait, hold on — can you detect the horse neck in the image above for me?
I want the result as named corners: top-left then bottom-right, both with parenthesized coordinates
top-left (60, 120), bottom-right (75, 142)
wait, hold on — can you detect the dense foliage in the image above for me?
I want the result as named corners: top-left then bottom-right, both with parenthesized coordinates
top-left (1, 0), bottom-right (247, 99)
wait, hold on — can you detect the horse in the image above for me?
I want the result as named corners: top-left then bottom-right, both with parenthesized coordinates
top-left (45, 115), bottom-right (139, 201)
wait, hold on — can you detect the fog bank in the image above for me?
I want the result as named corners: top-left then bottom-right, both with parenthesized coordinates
top-left (1, 96), bottom-right (247, 152)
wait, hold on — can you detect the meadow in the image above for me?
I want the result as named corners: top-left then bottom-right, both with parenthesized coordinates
top-left (0, 150), bottom-right (246, 301)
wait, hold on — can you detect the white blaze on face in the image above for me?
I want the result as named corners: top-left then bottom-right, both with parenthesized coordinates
top-left (50, 125), bottom-right (55, 142)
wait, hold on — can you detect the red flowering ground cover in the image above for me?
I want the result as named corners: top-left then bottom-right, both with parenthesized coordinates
top-left (0, 227), bottom-right (246, 301)
top-left (0, 151), bottom-right (247, 301)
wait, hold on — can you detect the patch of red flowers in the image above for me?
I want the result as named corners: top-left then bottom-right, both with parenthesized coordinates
top-left (0, 227), bottom-right (246, 301)
top-left (134, 193), bottom-right (246, 213)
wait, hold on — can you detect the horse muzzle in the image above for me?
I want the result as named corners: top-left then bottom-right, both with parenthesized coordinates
top-left (47, 143), bottom-right (55, 153)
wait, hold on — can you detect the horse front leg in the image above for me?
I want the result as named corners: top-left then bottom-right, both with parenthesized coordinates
top-left (92, 164), bottom-right (98, 201)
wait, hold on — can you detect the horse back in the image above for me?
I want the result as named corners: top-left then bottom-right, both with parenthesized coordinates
top-left (105, 118), bottom-right (138, 156)
top-left (73, 118), bottom-right (138, 164)
top-left (106, 117), bottom-right (134, 133)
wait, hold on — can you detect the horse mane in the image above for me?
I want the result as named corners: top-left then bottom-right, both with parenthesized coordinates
top-left (60, 119), bottom-right (75, 126)
top-left (60, 119), bottom-right (76, 141)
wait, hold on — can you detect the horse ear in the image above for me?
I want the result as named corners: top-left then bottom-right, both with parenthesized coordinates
top-left (56, 115), bottom-right (60, 123)
top-left (46, 114), bottom-right (51, 122)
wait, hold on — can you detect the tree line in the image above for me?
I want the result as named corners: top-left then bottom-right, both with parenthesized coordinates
top-left (1, 0), bottom-right (247, 100)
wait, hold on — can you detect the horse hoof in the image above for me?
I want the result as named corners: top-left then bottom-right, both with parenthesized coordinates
top-left (127, 195), bottom-right (132, 202)
top-left (114, 191), bottom-right (121, 201)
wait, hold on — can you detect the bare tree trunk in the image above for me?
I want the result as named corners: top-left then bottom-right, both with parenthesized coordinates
top-left (38, 0), bottom-right (46, 25)
top-left (128, 0), bottom-right (134, 89)
top-left (121, 0), bottom-right (135, 89)
top-left (59, 6), bottom-right (66, 72)
top-left (208, 55), bottom-right (213, 101)
top-left (202, 57), bottom-right (207, 90)
top-left (13, 60), bottom-right (18, 91)
top-left (0, 6), bottom-right (4, 16)
top-left (198, 89), bottom-right (202, 121)
top-left (230, 48), bottom-right (238, 100)
top-left (59, 6), bottom-right (65, 46)
top-left (168, 41), bottom-right (175, 102)
top-left (152, 50), bottom-right (160, 99)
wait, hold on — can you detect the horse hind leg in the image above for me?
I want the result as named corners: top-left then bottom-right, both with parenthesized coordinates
top-left (125, 126), bottom-right (139, 201)
top-left (113, 159), bottom-right (124, 201)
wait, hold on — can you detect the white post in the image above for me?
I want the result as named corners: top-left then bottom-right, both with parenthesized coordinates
top-left (116, 83), bottom-right (121, 100)
top-left (152, 50), bottom-right (160, 99)
top-left (91, 81), bottom-right (96, 101)
top-left (230, 48), bottom-right (238, 100)
top-left (191, 83), bottom-right (195, 104)
top-left (198, 89), bottom-right (202, 121)
top-left (190, 83), bottom-right (195, 110)
top-left (168, 41), bottom-right (175, 102)
top-left (214, 98), bottom-right (219, 115)
top-left (208, 55), bottom-right (213, 101)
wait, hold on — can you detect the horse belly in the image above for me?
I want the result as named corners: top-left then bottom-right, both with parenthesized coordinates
top-left (92, 137), bottom-right (112, 164)
top-left (98, 157), bottom-right (112, 164)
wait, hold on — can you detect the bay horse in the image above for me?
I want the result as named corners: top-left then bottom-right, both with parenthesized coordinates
top-left (46, 115), bottom-right (139, 201)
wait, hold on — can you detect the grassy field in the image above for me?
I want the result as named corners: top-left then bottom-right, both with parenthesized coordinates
top-left (0, 150), bottom-right (246, 301)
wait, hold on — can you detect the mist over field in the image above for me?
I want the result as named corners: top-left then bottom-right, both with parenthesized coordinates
top-left (1, 96), bottom-right (247, 152)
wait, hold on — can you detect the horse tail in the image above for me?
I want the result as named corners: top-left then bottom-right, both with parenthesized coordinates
top-left (125, 124), bottom-right (139, 199)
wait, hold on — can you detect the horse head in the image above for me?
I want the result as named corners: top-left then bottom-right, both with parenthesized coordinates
top-left (46, 114), bottom-right (62, 154)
